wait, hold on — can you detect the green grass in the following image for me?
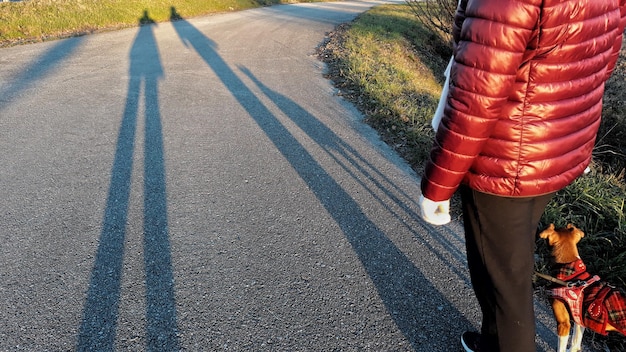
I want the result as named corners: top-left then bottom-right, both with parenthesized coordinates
top-left (0, 0), bottom-right (319, 46)
top-left (321, 3), bottom-right (626, 350)
top-left (541, 169), bottom-right (625, 284)
top-left (320, 4), bottom-right (452, 167)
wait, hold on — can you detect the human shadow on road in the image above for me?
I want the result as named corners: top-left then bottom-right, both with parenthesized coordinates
top-left (77, 11), bottom-right (179, 351)
top-left (170, 9), bottom-right (473, 349)
top-left (0, 37), bottom-right (83, 112)
top-left (238, 67), bottom-right (558, 352)
top-left (239, 65), bottom-right (470, 281)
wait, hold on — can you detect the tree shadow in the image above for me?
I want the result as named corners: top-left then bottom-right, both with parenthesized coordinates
top-left (77, 11), bottom-right (179, 351)
top-left (170, 7), bottom-right (474, 349)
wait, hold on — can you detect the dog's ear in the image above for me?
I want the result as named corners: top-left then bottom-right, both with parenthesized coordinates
top-left (566, 223), bottom-right (585, 238)
top-left (539, 224), bottom-right (557, 245)
top-left (572, 225), bottom-right (585, 241)
top-left (567, 224), bottom-right (585, 243)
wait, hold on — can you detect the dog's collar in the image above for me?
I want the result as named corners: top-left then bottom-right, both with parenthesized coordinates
top-left (551, 258), bottom-right (592, 282)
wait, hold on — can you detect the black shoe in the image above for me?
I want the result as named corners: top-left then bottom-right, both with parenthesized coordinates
top-left (461, 331), bottom-right (481, 352)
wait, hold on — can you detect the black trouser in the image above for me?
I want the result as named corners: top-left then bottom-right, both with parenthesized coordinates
top-left (460, 186), bottom-right (555, 352)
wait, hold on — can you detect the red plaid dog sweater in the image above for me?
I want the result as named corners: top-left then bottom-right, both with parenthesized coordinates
top-left (548, 259), bottom-right (626, 335)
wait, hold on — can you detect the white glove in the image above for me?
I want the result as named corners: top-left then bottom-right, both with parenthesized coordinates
top-left (418, 194), bottom-right (451, 225)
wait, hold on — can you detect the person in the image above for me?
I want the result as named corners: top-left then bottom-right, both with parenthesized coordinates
top-left (417, 0), bottom-right (626, 351)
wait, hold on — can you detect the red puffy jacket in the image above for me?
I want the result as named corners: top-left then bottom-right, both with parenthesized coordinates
top-left (421, 0), bottom-right (626, 202)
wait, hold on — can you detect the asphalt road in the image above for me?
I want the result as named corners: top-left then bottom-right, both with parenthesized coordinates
top-left (1, 1), bottom-right (561, 351)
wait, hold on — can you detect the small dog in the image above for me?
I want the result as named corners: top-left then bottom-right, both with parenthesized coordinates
top-left (539, 224), bottom-right (626, 352)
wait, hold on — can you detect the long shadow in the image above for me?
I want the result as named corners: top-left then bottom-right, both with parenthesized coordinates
top-left (170, 8), bottom-right (473, 348)
top-left (77, 11), bottom-right (179, 351)
top-left (238, 33), bottom-right (555, 352)
top-left (0, 37), bottom-right (84, 112)
top-left (238, 66), bottom-right (471, 280)
top-left (239, 68), bottom-right (557, 352)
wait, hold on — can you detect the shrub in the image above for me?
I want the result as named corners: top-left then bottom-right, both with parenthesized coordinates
top-left (405, 0), bottom-right (456, 46)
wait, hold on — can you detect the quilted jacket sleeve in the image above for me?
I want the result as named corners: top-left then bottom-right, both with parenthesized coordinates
top-left (421, 0), bottom-right (542, 201)
top-left (423, 0), bottom-right (626, 202)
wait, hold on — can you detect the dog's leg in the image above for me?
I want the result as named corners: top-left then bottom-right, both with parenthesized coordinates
top-left (558, 335), bottom-right (569, 352)
top-left (552, 299), bottom-right (572, 352)
top-left (568, 323), bottom-right (585, 352)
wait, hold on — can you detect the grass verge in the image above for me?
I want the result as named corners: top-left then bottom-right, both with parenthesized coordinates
top-left (0, 0), bottom-right (321, 47)
top-left (319, 4), bottom-right (625, 350)
top-left (318, 4), bottom-right (452, 170)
